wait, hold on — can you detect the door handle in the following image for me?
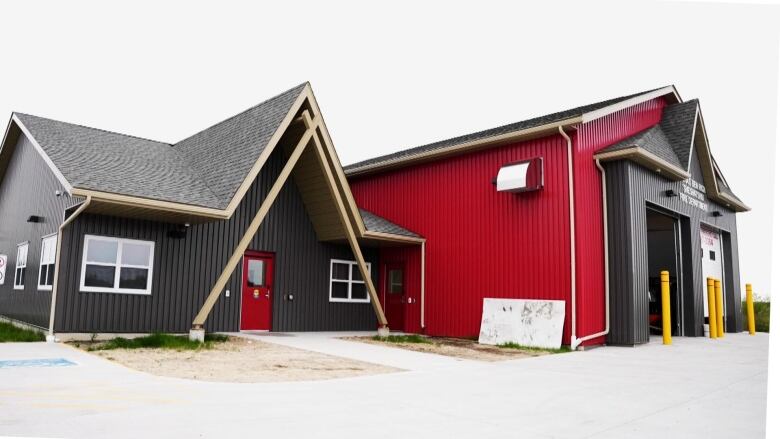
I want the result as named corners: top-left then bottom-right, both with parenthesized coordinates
top-left (265, 291), bottom-right (270, 299)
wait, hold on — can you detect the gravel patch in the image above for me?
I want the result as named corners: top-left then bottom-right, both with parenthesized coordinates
top-left (74, 336), bottom-right (399, 382)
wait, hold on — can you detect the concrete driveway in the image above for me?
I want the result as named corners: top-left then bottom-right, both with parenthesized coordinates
top-left (0, 333), bottom-right (768, 439)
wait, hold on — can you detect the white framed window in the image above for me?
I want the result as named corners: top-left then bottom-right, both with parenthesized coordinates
top-left (80, 235), bottom-right (154, 295)
top-left (329, 259), bottom-right (371, 303)
top-left (38, 234), bottom-right (58, 291)
top-left (13, 242), bottom-right (28, 290)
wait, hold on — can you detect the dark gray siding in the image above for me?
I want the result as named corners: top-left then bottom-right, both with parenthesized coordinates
top-left (605, 151), bottom-right (742, 345)
top-left (0, 133), bottom-right (82, 328)
top-left (54, 143), bottom-right (379, 333)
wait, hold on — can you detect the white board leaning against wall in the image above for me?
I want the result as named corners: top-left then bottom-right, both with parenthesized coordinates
top-left (478, 298), bottom-right (565, 349)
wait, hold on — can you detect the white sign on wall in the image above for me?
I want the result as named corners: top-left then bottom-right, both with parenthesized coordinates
top-left (478, 298), bottom-right (566, 349)
top-left (0, 254), bottom-right (6, 285)
top-left (680, 178), bottom-right (708, 212)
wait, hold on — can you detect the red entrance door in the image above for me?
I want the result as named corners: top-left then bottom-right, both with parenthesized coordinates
top-left (240, 252), bottom-right (274, 331)
top-left (384, 263), bottom-right (406, 330)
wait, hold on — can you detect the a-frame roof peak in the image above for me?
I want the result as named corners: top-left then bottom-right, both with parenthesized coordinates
top-left (174, 83), bottom-right (309, 207)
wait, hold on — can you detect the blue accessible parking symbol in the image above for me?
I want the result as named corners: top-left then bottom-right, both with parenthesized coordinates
top-left (0, 358), bottom-right (76, 368)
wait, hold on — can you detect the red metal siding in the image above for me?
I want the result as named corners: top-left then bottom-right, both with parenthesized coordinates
top-left (572, 97), bottom-right (667, 345)
top-left (350, 97), bottom-right (668, 344)
top-left (351, 135), bottom-right (573, 339)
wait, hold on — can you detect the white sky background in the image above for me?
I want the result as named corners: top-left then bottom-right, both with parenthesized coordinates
top-left (0, 0), bottom-right (776, 298)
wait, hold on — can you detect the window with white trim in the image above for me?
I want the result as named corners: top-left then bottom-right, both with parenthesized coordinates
top-left (329, 259), bottom-right (371, 303)
top-left (80, 235), bottom-right (154, 295)
top-left (38, 235), bottom-right (57, 290)
top-left (13, 242), bottom-right (28, 290)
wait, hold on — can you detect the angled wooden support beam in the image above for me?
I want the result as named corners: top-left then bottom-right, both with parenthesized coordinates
top-left (191, 122), bottom-right (314, 330)
top-left (304, 114), bottom-right (389, 329)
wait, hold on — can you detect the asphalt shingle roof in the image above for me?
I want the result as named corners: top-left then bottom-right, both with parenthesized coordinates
top-left (345, 86), bottom-right (668, 173)
top-left (12, 83), bottom-right (419, 235)
top-left (658, 99), bottom-right (699, 166)
top-left (13, 83), bottom-right (307, 209)
top-left (600, 100), bottom-right (699, 170)
top-left (360, 209), bottom-right (419, 238)
top-left (602, 125), bottom-right (685, 168)
top-left (15, 113), bottom-right (223, 208)
top-left (715, 170), bottom-right (745, 204)
top-left (175, 83), bottom-right (307, 207)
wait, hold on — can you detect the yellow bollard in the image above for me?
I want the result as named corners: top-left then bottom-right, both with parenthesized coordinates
top-left (707, 278), bottom-right (718, 339)
top-left (714, 279), bottom-right (725, 337)
top-left (661, 270), bottom-right (672, 345)
top-left (746, 284), bottom-right (756, 335)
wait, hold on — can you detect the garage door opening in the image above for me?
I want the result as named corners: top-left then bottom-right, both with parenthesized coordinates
top-left (646, 207), bottom-right (683, 337)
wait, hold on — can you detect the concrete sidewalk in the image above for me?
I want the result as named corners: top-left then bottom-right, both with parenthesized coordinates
top-left (235, 331), bottom-right (483, 371)
top-left (0, 333), bottom-right (768, 439)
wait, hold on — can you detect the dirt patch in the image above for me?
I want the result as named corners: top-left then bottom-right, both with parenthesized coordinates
top-left (72, 337), bottom-right (399, 383)
top-left (345, 336), bottom-right (557, 362)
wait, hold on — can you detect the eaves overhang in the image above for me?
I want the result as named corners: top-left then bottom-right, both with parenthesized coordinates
top-left (345, 86), bottom-right (681, 178)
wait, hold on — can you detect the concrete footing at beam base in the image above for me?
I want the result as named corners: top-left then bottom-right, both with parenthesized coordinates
top-left (189, 328), bottom-right (206, 342)
top-left (377, 326), bottom-right (390, 337)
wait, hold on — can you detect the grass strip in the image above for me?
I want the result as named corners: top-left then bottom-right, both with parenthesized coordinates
top-left (498, 342), bottom-right (571, 354)
top-left (0, 321), bottom-right (46, 342)
top-left (88, 333), bottom-right (229, 351)
top-left (372, 334), bottom-right (432, 344)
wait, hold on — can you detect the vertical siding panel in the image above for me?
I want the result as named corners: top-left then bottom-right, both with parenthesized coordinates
top-left (350, 134), bottom-right (574, 339)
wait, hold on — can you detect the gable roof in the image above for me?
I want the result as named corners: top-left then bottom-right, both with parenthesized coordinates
top-left (595, 99), bottom-right (748, 212)
top-left (599, 100), bottom-right (699, 170)
top-left (345, 85), bottom-right (679, 176)
top-left (0, 83), bottom-right (422, 242)
top-left (174, 83), bottom-right (307, 207)
top-left (11, 83), bottom-right (307, 211)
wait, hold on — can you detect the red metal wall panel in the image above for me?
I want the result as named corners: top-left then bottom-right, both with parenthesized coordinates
top-left (351, 135), bottom-right (573, 339)
top-left (572, 97), bottom-right (667, 345)
top-left (350, 97), bottom-right (668, 344)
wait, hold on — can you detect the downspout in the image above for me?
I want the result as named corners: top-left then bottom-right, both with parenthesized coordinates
top-left (571, 158), bottom-right (611, 347)
top-left (47, 196), bottom-right (92, 342)
top-left (557, 126), bottom-right (578, 349)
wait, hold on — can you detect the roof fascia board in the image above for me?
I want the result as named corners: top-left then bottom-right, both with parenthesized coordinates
top-left (0, 115), bottom-right (18, 186)
top-left (304, 85), bottom-right (367, 235)
top-left (718, 192), bottom-right (750, 212)
top-left (70, 188), bottom-right (228, 219)
top-left (362, 230), bottom-right (425, 244)
top-left (345, 116), bottom-right (583, 177)
top-left (594, 146), bottom-right (691, 180)
top-left (11, 114), bottom-right (74, 194)
top-left (693, 111), bottom-right (745, 210)
top-left (581, 86), bottom-right (681, 124)
top-left (0, 115), bottom-right (15, 155)
top-left (685, 105), bottom-right (700, 171)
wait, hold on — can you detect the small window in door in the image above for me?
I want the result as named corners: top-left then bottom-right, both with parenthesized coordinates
top-left (247, 260), bottom-right (265, 287)
top-left (709, 251), bottom-right (716, 261)
top-left (388, 269), bottom-right (403, 294)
